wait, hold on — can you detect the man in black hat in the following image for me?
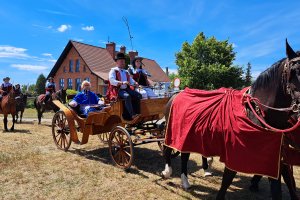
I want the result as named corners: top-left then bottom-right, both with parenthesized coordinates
top-left (108, 52), bottom-right (142, 121)
top-left (0, 77), bottom-right (13, 101)
top-left (44, 77), bottom-right (56, 103)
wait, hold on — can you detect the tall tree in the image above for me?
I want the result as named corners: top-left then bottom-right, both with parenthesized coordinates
top-left (175, 32), bottom-right (244, 89)
top-left (35, 74), bottom-right (46, 95)
top-left (245, 62), bottom-right (252, 86)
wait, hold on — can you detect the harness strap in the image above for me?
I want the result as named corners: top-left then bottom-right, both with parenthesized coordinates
top-left (244, 95), bottom-right (300, 133)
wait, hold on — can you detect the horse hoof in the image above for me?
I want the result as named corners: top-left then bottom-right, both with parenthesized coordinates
top-left (161, 164), bottom-right (172, 178)
top-left (181, 173), bottom-right (191, 190)
top-left (204, 170), bottom-right (213, 177)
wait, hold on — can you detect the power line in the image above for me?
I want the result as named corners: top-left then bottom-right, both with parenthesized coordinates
top-left (122, 16), bottom-right (134, 51)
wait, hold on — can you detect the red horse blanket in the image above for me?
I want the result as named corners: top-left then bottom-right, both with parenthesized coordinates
top-left (165, 87), bottom-right (284, 179)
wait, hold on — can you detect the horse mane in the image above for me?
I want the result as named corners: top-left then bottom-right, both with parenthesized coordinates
top-left (251, 58), bottom-right (286, 91)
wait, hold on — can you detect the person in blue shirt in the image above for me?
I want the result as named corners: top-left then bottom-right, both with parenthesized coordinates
top-left (69, 80), bottom-right (108, 117)
top-left (44, 77), bottom-right (56, 103)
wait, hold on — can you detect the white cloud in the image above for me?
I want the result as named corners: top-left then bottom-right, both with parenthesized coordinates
top-left (168, 68), bottom-right (178, 74)
top-left (0, 45), bottom-right (29, 58)
top-left (82, 26), bottom-right (94, 31)
top-left (57, 24), bottom-right (71, 32)
top-left (11, 64), bottom-right (48, 71)
top-left (42, 53), bottom-right (52, 57)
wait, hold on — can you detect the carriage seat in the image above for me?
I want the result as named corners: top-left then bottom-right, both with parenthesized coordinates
top-left (68, 104), bottom-right (87, 118)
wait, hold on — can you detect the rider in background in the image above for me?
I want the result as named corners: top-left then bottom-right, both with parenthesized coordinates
top-left (44, 77), bottom-right (56, 104)
top-left (14, 84), bottom-right (22, 98)
top-left (69, 80), bottom-right (109, 117)
top-left (0, 77), bottom-right (13, 101)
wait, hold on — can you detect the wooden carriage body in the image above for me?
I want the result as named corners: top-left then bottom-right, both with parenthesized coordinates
top-left (52, 97), bottom-right (171, 169)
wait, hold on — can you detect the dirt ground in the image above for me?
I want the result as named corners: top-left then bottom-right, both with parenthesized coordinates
top-left (0, 120), bottom-right (299, 200)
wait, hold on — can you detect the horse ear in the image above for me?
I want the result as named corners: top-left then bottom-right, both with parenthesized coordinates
top-left (286, 38), bottom-right (297, 60)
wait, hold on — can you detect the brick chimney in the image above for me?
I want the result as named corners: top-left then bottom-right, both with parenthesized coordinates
top-left (106, 42), bottom-right (116, 59)
top-left (128, 51), bottom-right (138, 63)
top-left (120, 46), bottom-right (126, 54)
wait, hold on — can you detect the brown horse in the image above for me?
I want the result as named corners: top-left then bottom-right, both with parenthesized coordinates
top-left (162, 40), bottom-right (300, 200)
top-left (34, 89), bottom-right (66, 124)
top-left (0, 88), bottom-right (16, 131)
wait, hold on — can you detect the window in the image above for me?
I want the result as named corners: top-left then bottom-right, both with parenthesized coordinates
top-left (67, 78), bottom-right (72, 89)
top-left (63, 66), bottom-right (66, 73)
top-left (69, 60), bottom-right (73, 72)
top-left (75, 78), bottom-right (81, 91)
top-left (83, 65), bottom-right (86, 72)
top-left (75, 59), bottom-right (80, 72)
top-left (84, 77), bottom-right (90, 82)
top-left (59, 78), bottom-right (64, 89)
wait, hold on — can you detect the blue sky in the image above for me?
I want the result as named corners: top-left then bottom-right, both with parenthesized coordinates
top-left (1, 0), bottom-right (300, 86)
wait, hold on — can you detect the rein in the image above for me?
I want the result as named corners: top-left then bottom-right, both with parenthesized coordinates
top-left (244, 94), bottom-right (300, 133)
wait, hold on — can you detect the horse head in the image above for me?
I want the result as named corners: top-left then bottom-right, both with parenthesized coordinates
top-left (55, 89), bottom-right (67, 104)
top-left (283, 39), bottom-right (300, 113)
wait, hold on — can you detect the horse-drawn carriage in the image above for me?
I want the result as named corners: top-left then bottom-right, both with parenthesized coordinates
top-left (52, 97), bottom-right (170, 169)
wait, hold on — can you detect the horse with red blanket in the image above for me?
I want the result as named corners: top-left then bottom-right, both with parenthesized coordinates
top-left (162, 40), bottom-right (300, 200)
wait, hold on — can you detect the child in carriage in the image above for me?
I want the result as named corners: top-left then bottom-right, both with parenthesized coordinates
top-left (69, 80), bottom-right (110, 117)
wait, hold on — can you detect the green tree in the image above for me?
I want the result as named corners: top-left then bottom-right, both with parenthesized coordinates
top-left (35, 74), bottom-right (46, 95)
top-left (175, 32), bottom-right (244, 89)
top-left (21, 84), bottom-right (36, 95)
top-left (245, 62), bottom-right (252, 86)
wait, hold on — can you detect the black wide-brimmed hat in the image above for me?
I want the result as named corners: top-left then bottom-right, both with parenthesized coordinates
top-left (3, 77), bottom-right (10, 81)
top-left (115, 52), bottom-right (126, 61)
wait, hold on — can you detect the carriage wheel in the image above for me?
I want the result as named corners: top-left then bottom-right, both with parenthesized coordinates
top-left (97, 132), bottom-right (110, 144)
top-left (52, 111), bottom-right (72, 151)
top-left (108, 126), bottom-right (134, 169)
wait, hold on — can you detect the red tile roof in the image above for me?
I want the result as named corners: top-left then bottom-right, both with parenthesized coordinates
top-left (49, 40), bottom-right (170, 83)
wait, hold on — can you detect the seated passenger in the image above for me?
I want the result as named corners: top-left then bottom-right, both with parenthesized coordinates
top-left (108, 52), bottom-right (142, 121)
top-left (129, 56), bottom-right (158, 99)
top-left (0, 77), bottom-right (13, 101)
top-left (69, 80), bottom-right (108, 117)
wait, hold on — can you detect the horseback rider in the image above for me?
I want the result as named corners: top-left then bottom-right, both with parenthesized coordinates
top-left (14, 84), bottom-right (22, 98)
top-left (108, 52), bottom-right (142, 121)
top-left (0, 77), bottom-right (13, 101)
top-left (44, 77), bottom-right (56, 104)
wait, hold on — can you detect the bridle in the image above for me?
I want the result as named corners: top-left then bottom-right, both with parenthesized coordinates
top-left (283, 56), bottom-right (300, 112)
top-left (244, 57), bottom-right (300, 133)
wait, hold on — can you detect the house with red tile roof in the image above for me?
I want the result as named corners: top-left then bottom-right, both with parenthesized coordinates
top-left (48, 40), bottom-right (170, 95)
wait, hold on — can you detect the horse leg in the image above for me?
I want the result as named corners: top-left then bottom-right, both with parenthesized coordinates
top-left (162, 146), bottom-right (173, 178)
top-left (216, 167), bottom-right (237, 200)
top-left (202, 156), bottom-right (213, 176)
top-left (15, 111), bottom-right (19, 123)
top-left (10, 114), bottom-right (15, 131)
top-left (181, 152), bottom-right (191, 189)
top-left (38, 109), bottom-right (43, 124)
top-left (249, 175), bottom-right (262, 192)
top-left (3, 115), bottom-right (8, 131)
top-left (269, 176), bottom-right (282, 200)
top-left (281, 164), bottom-right (298, 200)
top-left (20, 110), bottom-right (23, 123)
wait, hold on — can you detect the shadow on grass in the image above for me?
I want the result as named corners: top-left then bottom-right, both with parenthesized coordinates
top-left (2, 129), bottom-right (31, 134)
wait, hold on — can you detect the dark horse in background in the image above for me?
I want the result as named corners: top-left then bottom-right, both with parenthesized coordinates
top-left (34, 89), bottom-right (66, 124)
top-left (0, 88), bottom-right (16, 131)
top-left (162, 40), bottom-right (300, 200)
top-left (15, 94), bottom-right (27, 123)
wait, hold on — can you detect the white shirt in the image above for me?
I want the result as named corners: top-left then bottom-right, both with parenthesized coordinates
top-left (109, 67), bottom-right (136, 89)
